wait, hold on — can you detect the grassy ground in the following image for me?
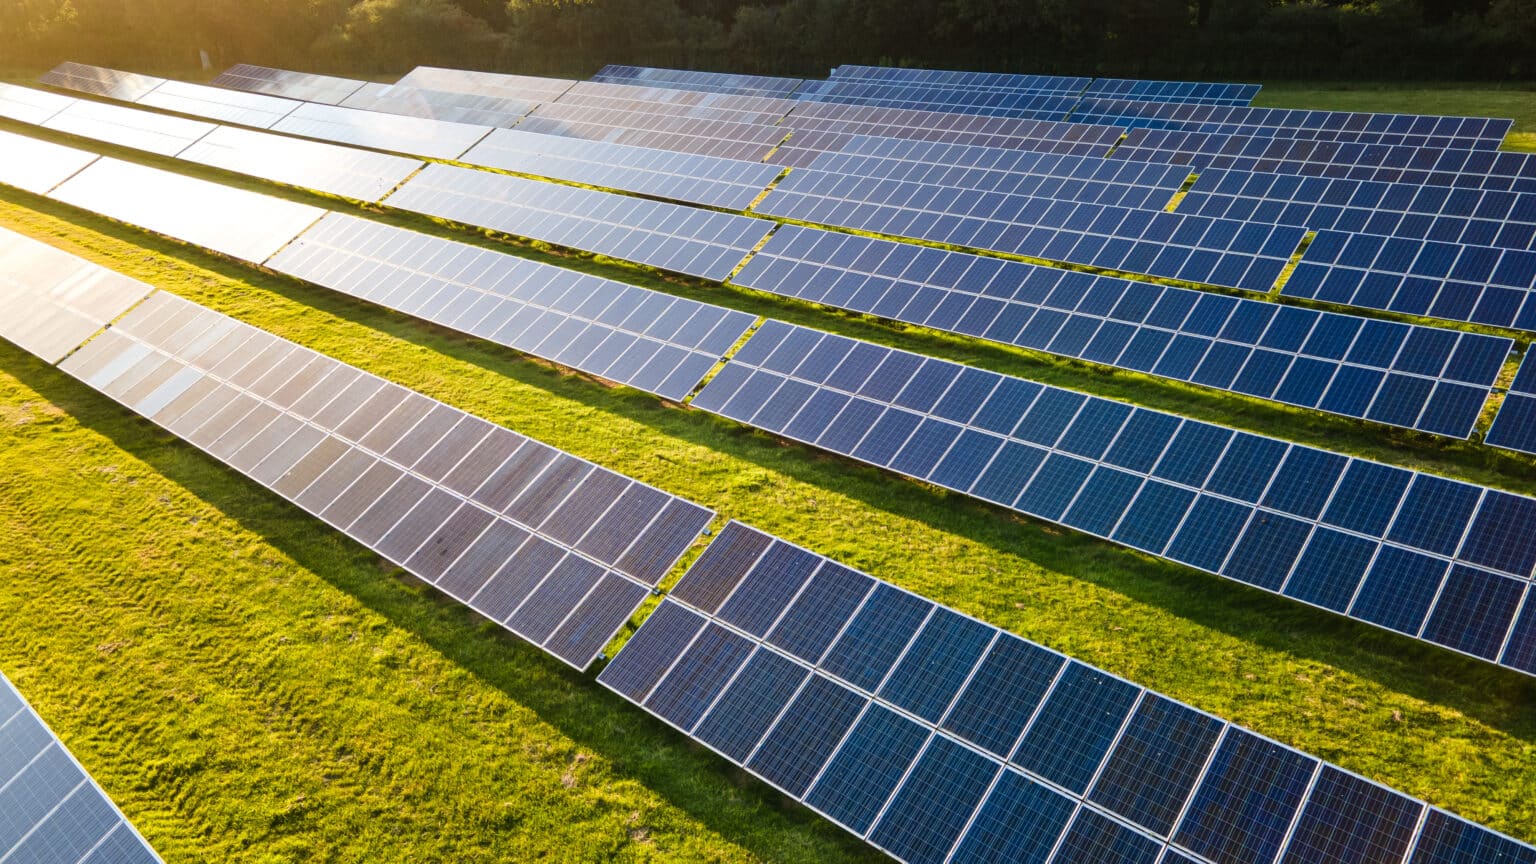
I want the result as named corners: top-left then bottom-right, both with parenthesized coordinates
top-left (1256, 82), bottom-right (1536, 151)
top-left (1, 83), bottom-right (1535, 862)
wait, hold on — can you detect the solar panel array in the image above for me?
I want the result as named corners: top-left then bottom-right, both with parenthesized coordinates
top-left (555, 81), bottom-right (796, 123)
top-left (209, 63), bottom-right (367, 105)
top-left (265, 213), bottom-right (756, 401)
top-left (1488, 354), bottom-right (1536, 456)
top-left (462, 128), bottom-right (783, 210)
top-left (269, 101), bottom-right (491, 161)
top-left (828, 65), bottom-right (1090, 93)
top-left (1081, 78), bottom-right (1261, 106)
top-left (54, 290), bottom-right (711, 668)
top-left (136, 79), bottom-right (302, 129)
top-left (338, 82), bottom-right (536, 128)
top-left (0, 128), bottom-right (98, 195)
top-left (1, 672), bottom-right (162, 864)
top-left (1284, 230), bottom-right (1536, 331)
top-left (41, 98), bottom-right (216, 157)
top-left (1075, 98), bottom-right (1513, 150)
top-left (733, 225), bottom-right (1510, 437)
top-left (46, 157), bottom-right (325, 264)
top-left (794, 78), bottom-right (1084, 121)
top-left (755, 170), bottom-right (1305, 293)
top-left (39, 60), bottom-right (164, 102)
top-left (0, 226), bottom-right (154, 364)
top-left (516, 103), bottom-right (790, 162)
top-left (693, 320), bottom-right (1536, 674)
top-left (0, 80), bottom-right (76, 124)
top-left (600, 520), bottom-right (1536, 864)
top-left (382, 163), bottom-right (774, 281)
top-left (1180, 167), bottom-right (1536, 251)
top-left (592, 65), bottom-right (807, 98)
top-left (174, 125), bottom-right (423, 203)
top-left (394, 66), bottom-right (577, 103)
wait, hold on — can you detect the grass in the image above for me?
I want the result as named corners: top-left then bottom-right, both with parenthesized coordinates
top-left (1, 82), bottom-right (1535, 862)
top-left (1255, 82), bottom-right (1536, 151)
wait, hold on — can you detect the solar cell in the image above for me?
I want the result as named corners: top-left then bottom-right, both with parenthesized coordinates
top-left (1488, 353), bottom-right (1536, 455)
top-left (461, 128), bottom-right (783, 210)
top-left (339, 82), bottom-right (536, 127)
top-left (600, 519), bottom-right (1536, 864)
top-left (266, 213), bottom-right (755, 401)
top-left (42, 98), bottom-right (216, 156)
top-left (0, 80), bottom-right (77, 124)
top-left (175, 125), bottom-right (425, 203)
top-left (0, 672), bottom-right (163, 864)
top-left (382, 163), bottom-right (773, 281)
top-left (592, 65), bottom-right (806, 98)
top-left (210, 63), bottom-right (367, 105)
top-left (693, 320), bottom-right (1536, 674)
top-left (395, 67), bottom-right (577, 103)
top-left (270, 101), bottom-right (492, 160)
top-left (0, 128), bottom-right (98, 195)
top-left (136, 79), bottom-right (301, 129)
top-left (39, 61), bottom-right (165, 102)
top-left (0, 226), bottom-right (154, 363)
top-left (47, 158), bottom-right (325, 263)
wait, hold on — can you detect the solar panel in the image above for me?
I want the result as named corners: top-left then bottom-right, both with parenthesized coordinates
top-left (175, 125), bottom-right (424, 203)
top-left (265, 213), bottom-right (756, 401)
top-left (1082, 78), bottom-right (1262, 106)
top-left (592, 65), bottom-right (807, 99)
top-left (395, 67), bottom-right (577, 103)
top-left (828, 66), bottom-right (1090, 95)
top-left (382, 163), bottom-right (774, 281)
top-left (1075, 98), bottom-right (1512, 150)
top-left (517, 103), bottom-right (789, 162)
top-left (1488, 353), bottom-right (1536, 456)
top-left (49, 289), bottom-right (710, 667)
top-left (462, 128), bottom-right (781, 210)
top-left (733, 225), bottom-right (1509, 438)
top-left (555, 81), bottom-right (796, 125)
top-left (794, 78), bottom-right (1081, 121)
top-left (1284, 230), bottom-right (1536, 331)
top-left (0, 671), bottom-right (163, 864)
top-left (209, 63), bottom-right (367, 105)
top-left (47, 157), bottom-right (325, 264)
top-left (39, 61), bottom-right (165, 102)
top-left (0, 80), bottom-right (77, 124)
top-left (137, 79), bottom-right (302, 129)
top-left (692, 320), bottom-right (1536, 674)
top-left (753, 170), bottom-right (1305, 294)
top-left (0, 226), bottom-right (154, 363)
top-left (0, 128), bottom-right (98, 195)
top-left (269, 101), bottom-right (492, 161)
top-left (598, 520), bottom-right (1536, 864)
top-left (339, 82), bottom-right (536, 127)
top-left (1180, 167), bottom-right (1536, 251)
top-left (41, 98), bottom-right (216, 157)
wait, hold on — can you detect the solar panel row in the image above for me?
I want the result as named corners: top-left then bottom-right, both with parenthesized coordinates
top-left (38, 60), bottom-right (164, 102)
top-left (1081, 78), bottom-right (1261, 106)
top-left (692, 320), bottom-right (1536, 674)
top-left (209, 63), bottom-right (367, 105)
top-left (0, 78), bottom-right (79, 124)
top-left (755, 170), bottom-right (1305, 293)
top-left (339, 81), bottom-right (536, 128)
top-left (794, 79), bottom-right (1084, 121)
top-left (1180, 167), bottom-right (1536, 251)
top-left (41, 97), bottom-right (216, 157)
top-left (136, 79), bottom-right (302, 129)
top-left (0, 225), bottom-right (154, 364)
top-left (557, 81), bottom-right (796, 123)
top-left (0, 672), bottom-right (162, 864)
top-left (516, 104), bottom-right (789, 162)
top-left (462, 128), bottom-right (784, 210)
top-left (264, 213), bottom-right (756, 402)
top-left (592, 64), bottom-right (807, 98)
top-left (1488, 354), bottom-right (1536, 456)
top-left (268, 101), bottom-right (492, 161)
top-left (394, 66), bottom-right (577, 103)
top-left (733, 225), bottom-right (1509, 438)
top-left (382, 163), bottom-right (774, 281)
top-left (828, 65), bottom-right (1091, 95)
top-left (53, 290), bottom-right (711, 668)
top-left (599, 521), bottom-right (1536, 864)
top-left (0, 128), bottom-right (98, 195)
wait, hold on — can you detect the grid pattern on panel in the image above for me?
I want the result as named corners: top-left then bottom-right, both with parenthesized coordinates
top-left (0, 672), bottom-right (163, 864)
top-left (175, 125), bottom-right (425, 204)
top-left (753, 169), bottom-right (1305, 293)
top-left (1074, 98), bottom-right (1511, 150)
top-left (41, 98), bottom-right (216, 157)
top-left (597, 520), bottom-right (1536, 864)
top-left (46, 157), bottom-right (325, 264)
top-left (269, 102), bottom-right (492, 161)
top-left (1180, 167), bottom-right (1536, 251)
top-left (0, 226), bottom-right (153, 364)
top-left (1080, 79), bottom-right (1262, 106)
top-left (51, 291), bottom-right (710, 667)
top-left (39, 61), bottom-right (165, 102)
top-left (731, 225), bottom-right (1509, 438)
top-left (690, 321), bottom-right (1536, 674)
top-left (0, 80), bottom-right (78, 124)
top-left (827, 66), bottom-right (1091, 94)
top-left (394, 67), bottom-right (577, 103)
top-left (1283, 229), bottom-right (1536, 331)
top-left (591, 65), bottom-right (807, 99)
top-left (0, 128), bottom-right (98, 196)
top-left (462, 128), bottom-right (783, 211)
top-left (517, 103), bottom-right (789, 161)
top-left (793, 78), bottom-right (1082, 121)
top-left (210, 63), bottom-right (367, 105)
top-left (382, 163), bottom-right (774, 281)
top-left (554, 81), bottom-right (797, 125)
top-left (264, 213), bottom-right (756, 402)
top-left (339, 82), bottom-right (536, 128)
top-left (1488, 354), bottom-right (1536, 456)
top-left (135, 80), bottom-right (301, 129)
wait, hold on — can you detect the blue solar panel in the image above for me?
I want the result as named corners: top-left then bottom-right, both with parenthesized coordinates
top-left (828, 66), bottom-right (1090, 94)
top-left (1410, 809), bottom-right (1536, 864)
top-left (1173, 729), bottom-right (1317, 864)
top-left (948, 769), bottom-right (1074, 864)
top-left (795, 77), bottom-right (1082, 121)
top-left (692, 320), bottom-right (1536, 675)
top-left (1082, 78), bottom-right (1261, 106)
top-left (1280, 766), bottom-right (1424, 863)
top-left (592, 65), bottom-right (807, 98)
top-left (804, 704), bottom-right (929, 834)
top-left (732, 225), bottom-right (1507, 438)
top-left (1088, 695), bottom-right (1225, 835)
top-left (1488, 353), bottom-right (1536, 455)
top-left (867, 736), bottom-right (999, 864)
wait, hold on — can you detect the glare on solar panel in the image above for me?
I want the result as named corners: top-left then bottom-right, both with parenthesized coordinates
top-left (0, 226), bottom-right (154, 363)
top-left (137, 79), bottom-right (302, 129)
top-left (39, 60), bottom-right (165, 102)
top-left (0, 128), bottom-right (99, 196)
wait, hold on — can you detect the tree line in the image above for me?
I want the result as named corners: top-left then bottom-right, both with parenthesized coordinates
top-left (5, 0), bottom-right (1535, 82)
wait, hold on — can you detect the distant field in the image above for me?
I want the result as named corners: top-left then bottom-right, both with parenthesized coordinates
top-left (2, 79), bottom-right (1536, 863)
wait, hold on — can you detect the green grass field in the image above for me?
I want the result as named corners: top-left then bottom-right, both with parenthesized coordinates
top-left (2, 81), bottom-right (1536, 862)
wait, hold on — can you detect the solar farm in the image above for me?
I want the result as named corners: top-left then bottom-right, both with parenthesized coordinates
top-left (1, 59), bottom-right (1535, 864)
